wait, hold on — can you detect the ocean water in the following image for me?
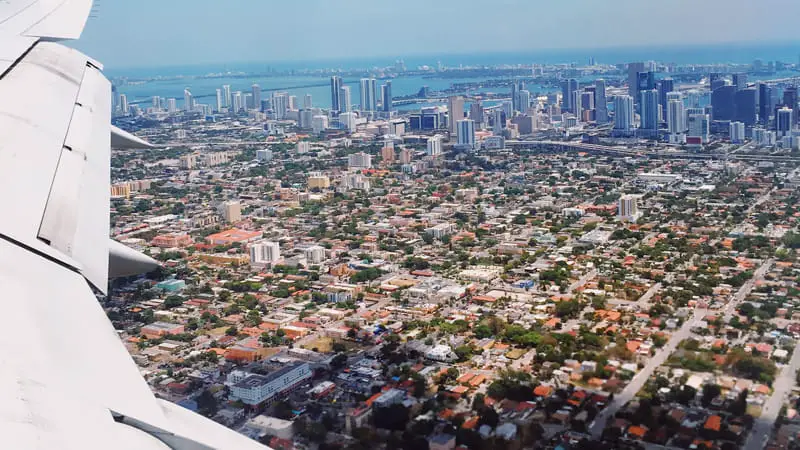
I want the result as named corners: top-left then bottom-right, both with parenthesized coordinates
top-left (113, 41), bottom-right (800, 110)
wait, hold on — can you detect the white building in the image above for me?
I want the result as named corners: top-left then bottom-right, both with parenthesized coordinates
top-left (427, 135), bottom-right (443, 156)
top-left (456, 119), bottom-right (476, 150)
top-left (730, 121), bottom-right (745, 144)
top-left (448, 96), bottom-right (465, 135)
top-left (425, 222), bottom-right (457, 239)
top-left (618, 195), bottom-right (641, 222)
top-left (229, 363), bottom-right (312, 406)
top-left (297, 141), bottom-right (311, 153)
top-left (687, 113), bottom-right (710, 143)
top-left (312, 115), bottom-right (329, 134)
top-left (667, 92), bottom-right (686, 144)
top-left (342, 172), bottom-right (370, 191)
top-left (348, 152), bottom-right (372, 169)
top-left (304, 245), bottom-right (326, 264)
top-left (339, 86), bottom-right (352, 113)
top-left (425, 345), bottom-right (456, 362)
top-left (256, 149), bottom-right (273, 162)
top-left (250, 240), bottom-right (281, 266)
top-left (613, 95), bottom-right (634, 136)
top-left (221, 201), bottom-right (241, 223)
top-left (339, 112), bottom-right (357, 131)
top-left (272, 92), bottom-right (289, 119)
top-left (359, 78), bottom-right (377, 113)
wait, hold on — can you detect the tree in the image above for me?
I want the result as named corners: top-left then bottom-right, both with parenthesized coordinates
top-left (413, 377), bottom-right (427, 398)
top-left (472, 393), bottom-right (485, 411)
top-left (196, 389), bottom-right (218, 417)
top-left (225, 326), bottom-right (238, 336)
top-left (478, 406), bottom-right (499, 428)
top-left (730, 389), bottom-right (748, 416)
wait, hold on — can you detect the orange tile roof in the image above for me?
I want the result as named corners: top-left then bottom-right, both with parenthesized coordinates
top-left (704, 415), bottom-right (721, 431)
top-left (628, 425), bottom-right (647, 438)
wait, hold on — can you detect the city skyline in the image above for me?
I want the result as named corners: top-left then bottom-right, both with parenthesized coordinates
top-left (73, 0), bottom-right (800, 69)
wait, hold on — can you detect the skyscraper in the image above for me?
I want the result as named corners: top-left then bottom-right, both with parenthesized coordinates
top-left (231, 91), bottom-right (242, 113)
top-left (613, 95), bottom-right (634, 136)
top-left (636, 72), bottom-right (656, 104)
top-left (166, 98), bottom-right (176, 114)
top-left (618, 195), bottom-right (640, 222)
top-left (594, 79), bottom-right (608, 123)
top-left (303, 94), bottom-right (313, 109)
top-left (448, 96), bottom-right (465, 136)
top-left (729, 121), bottom-right (745, 143)
top-left (456, 119), bottom-right (476, 150)
top-left (381, 81), bottom-right (393, 112)
top-left (470, 101), bottom-right (484, 127)
top-left (183, 88), bottom-right (193, 112)
top-left (119, 94), bottom-right (128, 116)
top-left (272, 92), bottom-right (289, 119)
top-left (330, 76), bottom-right (342, 112)
top-left (777, 107), bottom-right (793, 137)
top-left (251, 84), bottom-right (261, 111)
top-left (687, 113), bottom-right (710, 143)
top-left (359, 78), bottom-right (378, 113)
top-left (709, 73), bottom-right (725, 92)
top-left (783, 86), bottom-right (798, 124)
top-left (667, 92), bottom-right (686, 143)
top-left (711, 85), bottom-right (737, 121)
top-left (657, 78), bottom-right (674, 119)
top-left (492, 108), bottom-right (504, 134)
top-left (511, 79), bottom-right (525, 112)
top-left (734, 87), bottom-right (758, 125)
top-left (339, 86), bottom-right (351, 113)
top-left (572, 90), bottom-right (583, 123)
top-left (215, 89), bottom-right (222, 112)
top-left (628, 62), bottom-right (645, 98)
top-left (222, 85), bottom-right (231, 108)
top-left (561, 78), bottom-right (578, 113)
top-left (758, 82), bottom-right (771, 125)
top-left (639, 89), bottom-right (659, 137)
top-left (518, 90), bottom-right (531, 113)
top-left (732, 73), bottom-right (747, 91)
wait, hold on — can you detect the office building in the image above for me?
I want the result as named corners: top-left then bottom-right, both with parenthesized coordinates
top-left (730, 121), bottom-right (745, 143)
top-left (667, 92), bottom-right (686, 144)
top-left (251, 84), bottom-right (261, 111)
top-left (166, 97), bottom-right (176, 114)
top-left (339, 112), bottom-right (356, 131)
top-left (339, 86), bottom-right (351, 113)
top-left (687, 113), bottom-right (710, 143)
top-left (511, 114), bottom-right (537, 134)
top-left (758, 83), bottom-right (771, 124)
top-left (572, 90), bottom-right (583, 123)
top-left (784, 86), bottom-right (798, 124)
top-left (307, 172), bottom-right (330, 190)
top-left (613, 95), bottom-right (634, 136)
top-left (657, 78), bottom-right (674, 118)
top-left (448, 96), bottom-right (465, 136)
top-left (636, 71), bottom-right (656, 103)
top-left (492, 109), bottom-right (504, 134)
top-left (311, 115), bottom-right (328, 134)
top-left (119, 94), bottom-right (128, 116)
top-left (518, 90), bottom-right (531, 113)
top-left (734, 87), bottom-right (758, 126)
top-left (511, 79), bottom-right (525, 112)
top-left (299, 109), bottom-right (314, 128)
top-left (709, 73), bottom-right (725, 92)
top-left (561, 78), bottom-right (578, 113)
top-left (777, 107), bottom-right (793, 137)
top-left (594, 79), bottom-right (608, 123)
top-left (470, 101), bottom-right (484, 126)
top-left (381, 81), bottom-right (392, 112)
top-left (229, 364), bottom-right (312, 406)
top-left (639, 89), bottom-right (659, 137)
top-left (249, 241), bottom-right (281, 266)
top-left (222, 201), bottom-right (242, 223)
top-left (381, 146), bottom-right (395, 164)
top-left (456, 119), bottom-right (476, 150)
top-left (183, 88), bottom-right (193, 112)
top-left (348, 152), bottom-right (372, 169)
top-left (754, 127), bottom-right (777, 147)
top-left (272, 92), bottom-right (289, 119)
top-left (359, 78), bottom-right (378, 113)
top-left (303, 94), bottom-right (313, 109)
top-left (330, 76), bottom-right (342, 112)
top-left (711, 85), bottom-right (736, 121)
top-left (628, 62), bottom-right (645, 98)
top-left (732, 73), bottom-right (747, 91)
top-left (618, 195), bottom-right (641, 222)
top-left (427, 135), bottom-right (443, 156)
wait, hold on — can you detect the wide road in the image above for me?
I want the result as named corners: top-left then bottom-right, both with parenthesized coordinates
top-left (589, 309), bottom-right (706, 439)
top-left (721, 258), bottom-right (774, 322)
top-left (744, 343), bottom-right (800, 450)
top-left (634, 282), bottom-right (662, 310)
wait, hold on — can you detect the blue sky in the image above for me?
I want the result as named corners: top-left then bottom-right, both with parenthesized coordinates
top-left (74, 0), bottom-right (800, 69)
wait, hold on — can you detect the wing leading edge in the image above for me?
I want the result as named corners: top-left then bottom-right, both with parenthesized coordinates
top-left (0, 1), bottom-right (269, 448)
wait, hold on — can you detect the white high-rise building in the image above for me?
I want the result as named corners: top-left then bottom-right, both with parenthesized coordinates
top-left (518, 90), bottom-right (531, 113)
top-left (572, 90), bottom-right (583, 123)
top-left (251, 84), bottom-right (261, 111)
top-left (222, 85), bottom-right (232, 108)
top-left (667, 92), bottom-right (686, 145)
top-left (639, 89), bottom-right (659, 135)
top-left (687, 114), bottom-right (710, 143)
top-left (272, 93), bottom-right (289, 119)
top-left (339, 86), bottom-right (351, 113)
top-left (215, 89), bottom-right (223, 112)
top-left (618, 195), bottom-right (641, 222)
top-left (312, 115), bottom-right (328, 134)
top-left (753, 127), bottom-right (777, 147)
top-left (359, 78), bottom-right (378, 113)
top-left (256, 149), bottom-right (273, 162)
top-left (448, 96), bottom-right (465, 135)
top-left (183, 88), bottom-right (193, 112)
top-left (297, 141), bottom-right (311, 153)
top-left (288, 95), bottom-right (297, 111)
top-left (339, 112), bottom-right (357, 131)
top-left (166, 98), bottom-right (177, 114)
top-left (427, 135), bottom-right (443, 156)
top-left (456, 119), bottom-right (476, 150)
top-left (299, 109), bottom-right (314, 128)
top-left (304, 246), bottom-right (326, 264)
top-left (119, 94), bottom-right (128, 116)
top-left (613, 95), bottom-right (634, 136)
top-left (492, 109), bottom-right (504, 134)
top-left (232, 91), bottom-right (242, 113)
top-left (303, 94), bottom-right (313, 109)
top-left (348, 152), bottom-right (372, 169)
top-left (595, 79), bottom-right (609, 123)
top-left (730, 121), bottom-right (745, 143)
top-left (250, 241), bottom-right (281, 266)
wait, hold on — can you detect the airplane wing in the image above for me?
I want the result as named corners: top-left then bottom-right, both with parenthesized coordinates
top-left (0, 1), bottom-right (269, 448)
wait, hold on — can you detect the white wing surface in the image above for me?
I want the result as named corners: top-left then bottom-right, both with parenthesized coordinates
top-left (0, 1), bottom-right (269, 448)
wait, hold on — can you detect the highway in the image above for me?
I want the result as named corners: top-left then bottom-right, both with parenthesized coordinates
top-left (744, 343), bottom-right (800, 450)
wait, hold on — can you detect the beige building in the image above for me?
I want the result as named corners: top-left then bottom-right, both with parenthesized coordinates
top-left (110, 183), bottom-right (131, 199)
top-left (307, 172), bottom-right (331, 189)
top-left (222, 200), bottom-right (242, 223)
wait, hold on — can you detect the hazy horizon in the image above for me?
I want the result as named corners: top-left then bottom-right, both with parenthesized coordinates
top-left (73, 0), bottom-right (800, 70)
